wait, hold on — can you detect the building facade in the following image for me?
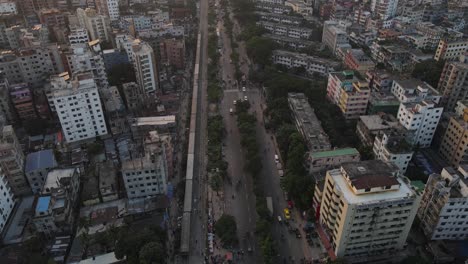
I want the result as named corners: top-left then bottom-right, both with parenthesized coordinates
top-left (25, 149), bottom-right (57, 193)
top-left (315, 160), bottom-right (421, 262)
top-left (0, 170), bottom-right (15, 233)
top-left (437, 59), bottom-right (468, 112)
top-left (307, 148), bottom-right (360, 173)
top-left (77, 8), bottom-right (111, 43)
top-left (373, 130), bottom-right (414, 173)
top-left (322, 20), bottom-right (351, 55)
top-left (46, 72), bottom-right (108, 143)
top-left (272, 50), bottom-right (340, 76)
top-left (434, 39), bottom-right (468, 61)
top-left (439, 101), bottom-right (468, 167)
top-left (9, 83), bottom-right (36, 121)
top-left (418, 166), bottom-right (468, 240)
top-left (159, 38), bottom-right (185, 69)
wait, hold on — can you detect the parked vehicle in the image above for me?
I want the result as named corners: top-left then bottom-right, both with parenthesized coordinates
top-left (284, 208), bottom-right (291, 219)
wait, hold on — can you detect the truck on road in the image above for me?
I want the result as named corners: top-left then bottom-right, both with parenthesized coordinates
top-left (266, 197), bottom-right (273, 217)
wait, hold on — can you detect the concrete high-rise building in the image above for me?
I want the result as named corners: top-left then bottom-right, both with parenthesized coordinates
top-left (0, 73), bottom-right (13, 123)
top-left (132, 40), bottom-right (158, 94)
top-left (76, 8), bottom-right (111, 43)
top-left (396, 100), bottom-right (443, 147)
top-left (326, 71), bottom-right (370, 119)
top-left (322, 20), bottom-right (351, 55)
top-left (68, 27), bottom-right (89, 45)
top-left (94, 0), bottom-right (120, 21)
top-left (439, 100), bottom-right (468, 167)
top-left (0, 125), bottom-right (30, 195)
top-left (418, 166), bottom-right (468, 240)
top-left (0, 167), bottom-right (15, 233)
top-left (122, 131), bottom-right (168, 199)
top-left (437, 58), bottom-right (468, 112)
top-left (159, 38), bottom-right (185, 69)
top-left (9, 83), bottom-right (36, 121)
top-left (434, 39), bottom-right (468, 62)
top-left (45, 72), bottom-right (108, 143)
top-left (371, 0), bottom-right (399, 20)
top-left (373, 129), bottom-right (414, 173)
top-left (315, 160), bottom-right (421, 262)
top-left (65, 41), bottom-right (109, 90)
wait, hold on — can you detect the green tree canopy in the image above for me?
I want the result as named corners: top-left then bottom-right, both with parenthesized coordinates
top-left (214, 214), bottom-right (238, 246)
top-left (246, 36), bottom-right (276, 66)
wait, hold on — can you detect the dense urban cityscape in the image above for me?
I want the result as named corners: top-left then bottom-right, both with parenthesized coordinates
top-left (0, 0), bottom-right (465, 263)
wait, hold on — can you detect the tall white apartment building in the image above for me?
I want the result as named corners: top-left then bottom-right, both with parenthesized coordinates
top-left (66, 41), bottom-right (109, 90)
top-left (122, 131), bottom-right (168, 199)
top-left (46, 72), bottom-right (108, 143)
top-left (434, 39), bottom-right (468, 62)
top-left (315, 160), bottom-right (421, 262)
top-left (76, 8), bottom-right (111, 43)
top-left (0, 170), bottom-right (15, 232)
top-left (322, 20), bottom-right (351, 55)
top-left (418, 166), bottom-right (468, 240)
top-left (373, 130), bottom-right (413, 173)
top-left (371, 0), bottom-right (399, 20)
top-left (397, 101), bottom-right (443, 148)
top-left (95, 0), bottom-right (119, 21)
top-left (116, 35), bottom-right (159, 95)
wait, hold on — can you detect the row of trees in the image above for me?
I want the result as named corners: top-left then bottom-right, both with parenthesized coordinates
top-left (235, 101), bottom-right (276, 263)
top-left (207, 115), bottom-right (228, 193)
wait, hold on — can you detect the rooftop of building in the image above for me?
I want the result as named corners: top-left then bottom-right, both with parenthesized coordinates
top-left (263, 33), bottom-right (316, 45)
top-left (36, 196), bottom-right (51, 214)
top-left (287, 93), bottom-right (331, 149)
top-left (25, 149), bottom-right (57, 173)
top-left (341, 160), bottom-right (400, 190)
top-left (330, 70), bottom-right (362, 83)
top-left (331, 161), bottom-right (416, 204)
top-left (98, 160), bottom-right (117, 192)
top-left (258, 21), bottom-right (313, 31)
top-left (121, 154), bottom-right (163, 171)
top-left (383, 131), bottom-right (413, 154)
top-left (42, 168), bottom-right (77, 194)
top-left (272, 49), bottom-right (340, 66)
top-left (310, 148), bottom-right (359, 159)
top-left (359, 113), bottom-right (398, 130)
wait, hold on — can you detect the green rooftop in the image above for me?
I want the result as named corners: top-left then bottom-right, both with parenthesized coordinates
top-left (311, 148), bottom-right (359, 159)
top-left (411, 180), bottom-right (425, 193)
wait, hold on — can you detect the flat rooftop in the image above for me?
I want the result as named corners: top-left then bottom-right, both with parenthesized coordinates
top-left (310, 148), bottom-right (359, 159)
top-left (359, 114), bottom-right (398, 130)
top-left (132, 116), bottom-right (176, 127)
top-left (288, 93), bottom-right (331, 151)
top-left (331, 163), bottom-right (415, 205)
top-left (341, 160), bottom-right (399, 190)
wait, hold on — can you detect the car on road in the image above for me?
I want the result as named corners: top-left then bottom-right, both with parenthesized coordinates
top-left (274, 154), bottom-right (279, 163)
top-left (283, 208), bottom-right (291, 219)
top-left (244, 95), bottom-right (248, 101)
top-left (242, 86), bottom-right (246, 92)
top-left (277, 215), bottom-right (282, 223)
top-left (229, 108), bottom-right (233, 115)
top-left (233, 100), bottom-right (237, 105)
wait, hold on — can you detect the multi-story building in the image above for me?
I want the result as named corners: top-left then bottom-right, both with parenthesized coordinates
top-left (366, 69), bottom-right (394, 92)
top-left (272, 50), bottom-right (340, 76)
top-left (0, 0), bottom-right (17, 14)
top-left (256, 11), bottom-right (302, 25)
top-left (315, 160), bottom-right (421, 262)
top-left (322, 20), bottom-right (351, 55)
top-left (76, 8), bottom-right (111, 43)
top-left (288, 93), bottom-right (331, 152)
top-left (0, 125), bottom-right (29, 195)
top-left (437, 58), bottom-right (468, 112)
top-left (438, 100), bottom-right (468, 167)
top-left (418, 166), bottom-right (468, 240)
top-left (94, 0), bottom-right (119, 21)
top-left (122, 82), bottom-right (146, 112)
top-left (159, 38), bottom-right (185, 69)
top-left (0, 45), bottom-right (64, 88)
top-left (46, 72), bottom-right (108, 143)
top-left (327, 71), bottom-right (370, 119)
top-left (5, 25), bottom-right (50, 49)
top-left (122, 131), bottom-right (169, 199)
top-left (9, 83), bottom-right (36, 121)
top-left (344, 49), bottom-right (375, 74)
top-left (65, 41), bottom-right (109, 90)
top-left (307, 148), bottom-right (360, 173)
top-left (263, 33), bottom-right (315, 50)
top-left (0, 73), bottom-right (13, 123)
top-left (102, 49), bottom-right (129, 72)
top-left (68, 27), bottom-right (89, 45)
top-left (133, 40), bottom-right (159, 94)
top-left (258, 21), bottom-right (313, 39)
top-left (373, 130), bottom-right (413, 173)
top-left (38, 9), bottom-right (67, 29)
top-left (391, 78), bottom-right (441, 104)
top-left (25, 149), bottom-right (57, 193)
top-left (371, 0), bottom-right (399, 20)
top-left (255, 2), bottom-right (292, 14)
top-left (33, 168), bottom-right (80, 235)
top-left (397, 100), bottom-right (443, 147)
top-left (434, 39), bottom-right (468, 61)
top-left (0, 167), bottom-right (15, 233)
top-left (356, 113), bottom-right (399, 147)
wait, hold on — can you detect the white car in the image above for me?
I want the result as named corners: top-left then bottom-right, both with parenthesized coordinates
top-left (233, 100), bottom-right (237, 105)
top-left (242, 87), bottom-right (246, 92)
top-left (244, 95), bottom-right (248, 101)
